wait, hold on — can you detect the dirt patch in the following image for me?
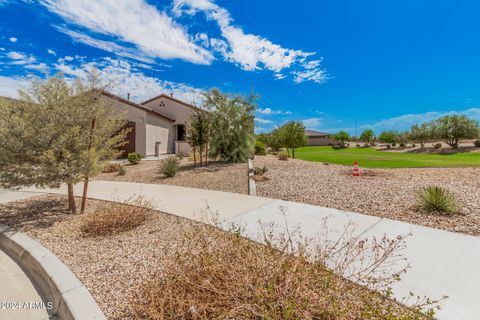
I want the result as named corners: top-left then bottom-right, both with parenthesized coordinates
top-left (254, 155), bottom-right (480, 237)
top-left (96, 159), bottom-right (248, 194)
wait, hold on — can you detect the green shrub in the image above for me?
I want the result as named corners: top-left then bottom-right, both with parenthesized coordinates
top-left (160, 156), bottom-right (180, 177)
top-left (277, 152), bottom-right (288, 161)
top-left (416, 186), bottom-right (459, 215)
top-left (254, 141), bottom-right (267, 155)
top-left (433, 143), bottom-right (442, 149)
top-left (253, 166), bottom-right (268, 176)
top-left (128, 152), bottom-right (142, 165)
top-left (102, 162), bottom-right (121, 173)
top-left (474, 139), bottom-right (480, 147)
top-left (117, 165), bottom-right (127, 176)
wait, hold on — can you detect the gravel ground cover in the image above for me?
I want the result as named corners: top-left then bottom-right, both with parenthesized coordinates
top-left (96, 159), bottom-right (248, 194)
top-left (254, 155), bottom-right (480, 236)
top-left (0, 195), bottom-right (194, 319)
top-left (0, 195), bottom-right (430, 319)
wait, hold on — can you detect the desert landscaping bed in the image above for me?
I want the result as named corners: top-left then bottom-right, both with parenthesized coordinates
top-left (0, 195), bottom-right (430, 319)
top-left (254, 155), bottom-right (480, 237)
top-left (96, 159), bottom-right (248, 194)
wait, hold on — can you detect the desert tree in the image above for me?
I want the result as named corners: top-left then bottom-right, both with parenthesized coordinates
top-left (280, 121), bottom-right (307, 158)
top-left (187, 108), bottom-right (211, 166)
top-left (0, 73), bottom-right (128, 213)
top-left (204, 89), bottom-right (255, 162)
top-left (269, 128), bottom-right (284, 154)
top-left (409, 123), bottom-right (431, 148)
top-left (333, 130), bottom-right (350, 147)
top-left (430, 115), bottom-right (479, 149)
top-left (359, 129), bottom-right (375, 146)
top-left (378, 131), bottom-right (397, 148)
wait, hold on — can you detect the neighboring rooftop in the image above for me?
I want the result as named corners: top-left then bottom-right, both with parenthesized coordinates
top-left (305, 130), bottom-right (332, 136)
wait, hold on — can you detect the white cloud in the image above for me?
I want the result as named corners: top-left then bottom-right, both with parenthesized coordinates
top-left (255, 117), bottom-right (273, 124)
top-left (323, 108), bottom-right (480, 135)
top-left (40, 0), bottom-right (213, 64)
top-left (47, 49), bottom-right (56, 55)
top-left (8, 37), bottom-right (17, 43)
top-left (24, 63), bottom-right (48, 71)
top-left (6, 51), bottom-right (36, 65)
top-left (54, 57), bottom-right (204, 103)
top-left (0, 76), bottom-right (30, 98)
top-left (173, 0), bottom-right (327, 83)
top-left (302, 117), bottom-right (322, 128)
top-left (56, 27), bottom-right (155, 64)
top-left (257, 107), bottom-right (291, 115)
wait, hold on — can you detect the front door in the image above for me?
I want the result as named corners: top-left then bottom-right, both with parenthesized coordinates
top-left (118, 121), bottom-right (136, 158)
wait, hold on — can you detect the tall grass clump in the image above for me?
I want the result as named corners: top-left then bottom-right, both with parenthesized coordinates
top-left (132, 212), bottom-right (441, 319)
top-left (80, 197), bottom-right (150, 237)
top-left (159, 156), bottom-right (181, 177)
top-left (416, 186), bottom-right (459, 215)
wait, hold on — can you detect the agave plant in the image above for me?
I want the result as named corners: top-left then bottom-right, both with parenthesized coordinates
top-left (416, 186), bottom-right (459, 215)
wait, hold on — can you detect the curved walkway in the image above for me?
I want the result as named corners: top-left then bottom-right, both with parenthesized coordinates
top-left (0, 249), bottom-right (49, 320)
top-left (7, 181), bottom-right (480, 319)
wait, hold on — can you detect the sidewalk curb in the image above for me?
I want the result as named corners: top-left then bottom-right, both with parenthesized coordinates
top-left (0, 225), bottom-right (106, 320)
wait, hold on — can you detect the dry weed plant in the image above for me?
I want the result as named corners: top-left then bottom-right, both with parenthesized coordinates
top-left (132, 207), bottom-right (444, 319)
top-left (80, 196), bottom-right (151, 237)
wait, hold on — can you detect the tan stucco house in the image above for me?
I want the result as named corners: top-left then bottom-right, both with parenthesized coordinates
top-left (102, 91), bottom-right (200, 158)
top-left (305, 130), bottom-right (335, 146)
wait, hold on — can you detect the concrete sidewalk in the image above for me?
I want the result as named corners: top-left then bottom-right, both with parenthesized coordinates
top-left (11, 181), bottom-right (480, 319)
top-left (0, 250), bottom-right (49, 320)
top-left (21, 181), bottom-right (275, 221)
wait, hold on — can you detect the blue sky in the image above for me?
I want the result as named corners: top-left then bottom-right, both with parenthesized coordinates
top-left (1, 0), bottom-right (480, 135)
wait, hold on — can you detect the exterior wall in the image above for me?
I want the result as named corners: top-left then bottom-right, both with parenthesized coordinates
top-left (102, 96), bottom-right (148, 156)
top-left (307, 136), bottom-right (336, 146)
top-left (175, 141), bottom-right (191, 157)
top-left (143, 96), bottom-right (195, 125)
top-left (143, 96), bottom-right (197, 155)
top-left (145, 113), bottom-right (174, 156)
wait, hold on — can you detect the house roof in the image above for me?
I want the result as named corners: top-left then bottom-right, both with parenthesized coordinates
top-left (141, 93), bottom-right (203, 112)
top-left (102, 91), bottom-right (175, 122)
top-left (305, 129), bottom-right (332, 136)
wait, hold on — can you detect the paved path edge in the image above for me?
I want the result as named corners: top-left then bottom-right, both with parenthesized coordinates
top-left (0, 224), bottom-right (106, 320)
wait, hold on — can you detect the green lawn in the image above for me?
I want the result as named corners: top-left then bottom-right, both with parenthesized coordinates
top-left (294, 146), bottom-right (480, 168)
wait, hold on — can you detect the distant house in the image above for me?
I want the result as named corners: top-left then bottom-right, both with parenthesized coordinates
top-left (1, 91), bottom-right (201, 158)
top-left (101, 91), bottom-right (201, 158)
top-left (305, 130), bottom-right (335, 146)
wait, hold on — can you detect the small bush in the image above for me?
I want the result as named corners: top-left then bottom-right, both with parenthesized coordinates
top-left (117, 165), bottom-right (127, 176)
top-left (128, 152), bottom-right (142, 165)
top-left (102, 162), bottom-right (121, 173)
top-left (160, 156), bottom-right (180, 177)
top-left (433, 143), bottom-right (442, 149)
top-left (254, 141), bottom-right (267, 155)
top-left (416, 186), bottom-right (459, 215)
top-left (253, 166), bottom-right (268, 176)
top-left (277, 152), bottom-right (288, 161)
top-left (474, 139), bottom-right (480, 147)
top-left (399, 142), bottom-right (406, 148)
top-left (80, 197), bottom-right (150, 237)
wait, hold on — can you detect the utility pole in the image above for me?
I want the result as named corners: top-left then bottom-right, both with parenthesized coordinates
top-left (355, 118), bottom-right (358, 140)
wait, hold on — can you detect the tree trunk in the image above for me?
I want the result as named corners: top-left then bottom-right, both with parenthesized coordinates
top-left (199, 146), bottom-right (203, 166)
top-left (80, 118), bottom-right (96, 214)
top-left (67, 183), bottom-right (77, 214)
top-left (80, 178), bottom-right (89, 214)
top-left (292, 148), bottom-right (295, 159)
top-left (193, 147), bottom-right (197, 166)
top-left (205, 142), bottom-right (209, 166)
